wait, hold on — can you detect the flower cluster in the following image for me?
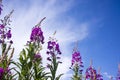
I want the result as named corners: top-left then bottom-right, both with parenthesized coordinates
top-left (30, 26), bottom-right (44, 44)
top-left (34, 53), bottom-right (41, 59)
top-left (0, 24), bottom-right (12, 43)
top-left (71, 51), bottom-right (83, 73)
top-left (70, 47), bottom-right (84, 80)
top-left (97, 73), bottom-right (103, 80)
top-left (46, 34), bottom-right (63, 80)
top-left (85, 66), bottom-right (103, 80)
top-left (34, 53), bottom-right (42, 62)
top-left (46, 36), bottom-right (61, 62)
top-left (71, 51), bottom-right (83, 67)
top-left (85, 66), bottom-right (97, 79)
top-left (0, 10), bottom-right (14, 44)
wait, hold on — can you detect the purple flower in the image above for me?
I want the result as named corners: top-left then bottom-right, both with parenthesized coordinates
top-left (56, 57), bottom-right (61, 59)
top-left (30, 27), bottom-right (44, 44)
top-left (85, 66), bottom-right (99, 80)
top-left (47, 57), bottom-right (51, 61)
top-left (0, 24), bottom-right (13, 44)
top-left (46, 40), bottom-right (61, 59)
top-left (0, 24), bottom-right (4, 29)
top-left (71, 51), bottom-right (83, 67)
top-left (0, 67), bottom-right (4, 79)
top-left (97, 74), bottom-right (103, 80)
top-left (34, 53), bottom-right (41, 60)
top-left (47, 41), bottom-right (53, 50)
top-left (46, 36), bottom-right (62, 67)
top-left (56, 44), bottom-right (61, 54)
top-left (10, 40), bottom-right (13, 44)
top-left (46, 64), bottom-right (51, 68)
top-left (70, 50), bottom-right (83, 76)
top-left (46, 51), bottom-right (50, 55)
top-left (6, 30), bottom-right (12, 39)
top-left (47, 40), bottom-right (61, 55)
top-left (0, 10), bottom-right (14, 44)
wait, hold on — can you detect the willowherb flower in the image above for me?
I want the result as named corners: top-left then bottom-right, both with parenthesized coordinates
top-left (47, 57), bottom-right (51, 61)
top-left (0, 25), bottom-right (12, 43)
top-left (6, 30), bottom-right (12, 39)
top-left (46, 36), bottom-right (62, 63)
top-left (96, 73), bottom-right (103, 80)
top-left (47, 40), bottom-right (61, 54)
top-left (30, 26), bottom-right (44, 44)
top-left (34, 53), bottom-right (42, 60)
top-left (32, 53), bottom-right (42, 64)
top-left (30, 17), bottom-right (45, 45)
top-left (71, 51), bottom-right (83, 66)
top-left (0, 67), bottom-right (4, 79)
top-left (0, 10), bottom-right (13, 44)
top-left (0, 24), bottom-right (4, 29)
top-left (70, 50), bottom-right (83, 74)
top-left (85, 66), bottom-right (97, 79)
top-left (85, 61), bottom-right (103, 80)
top-left (46, 64), bottom-right (51, 68)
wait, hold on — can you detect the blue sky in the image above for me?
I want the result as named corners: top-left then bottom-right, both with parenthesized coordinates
top-left (1, 0), bottom-right (120, 80)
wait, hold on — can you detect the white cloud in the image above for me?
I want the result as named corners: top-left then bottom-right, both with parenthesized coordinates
top-left (103, 72), bottom-right (115, 80)
top-left (2, 0), bottom-right (89, 79)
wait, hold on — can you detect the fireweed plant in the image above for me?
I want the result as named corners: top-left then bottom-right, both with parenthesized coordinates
top-left (85, 61), bottom-right (103, 80)
top-left (46, 31), bottom-right (63, 80)
top-left (70, 45), bottom-right (84, 80)
top-left (0, 7), bottom-right (15, 80)
top-left (13, 17), bottom-right (49, 80)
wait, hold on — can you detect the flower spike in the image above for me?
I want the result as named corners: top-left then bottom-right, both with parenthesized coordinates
top-left (98, 67), bottom-right (101, 74)
top-left (46, 32), bottom-right (62, 80)
top-left (1, 10), bottom-right (14, 26)
top-left (53, 30), bottom-right (56, 35)
top-left (36, 17), bottom-right (46, 27)
top-left (70, 42), bottom-right (83, 80)
top-left (73, 41), bottom-right (78, 52)
top-left (90, 59), bottom-right (93, 66)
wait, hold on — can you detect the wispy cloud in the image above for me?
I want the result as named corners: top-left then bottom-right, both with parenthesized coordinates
top-left (2, 0), bottom-right (89, 79)
top-left (103, 72), bottom-right (115, 80)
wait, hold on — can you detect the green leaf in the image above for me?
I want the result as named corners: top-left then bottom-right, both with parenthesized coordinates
top-left (55, 74), bottom-right (64, 80)
top-left (19, 54), bottom-right (23, 64)
top-left (22, 49), bottom-right (27, 59)
top-left (2, 43), bottom-right (6, 54)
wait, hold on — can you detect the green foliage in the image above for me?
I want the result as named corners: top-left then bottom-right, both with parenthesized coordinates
top-left (72, 64), bottom-right (82, 80)
top-left (13, 43), bottom-right (48, 80)
top-left (48, 56), bottom-right (63, 80)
